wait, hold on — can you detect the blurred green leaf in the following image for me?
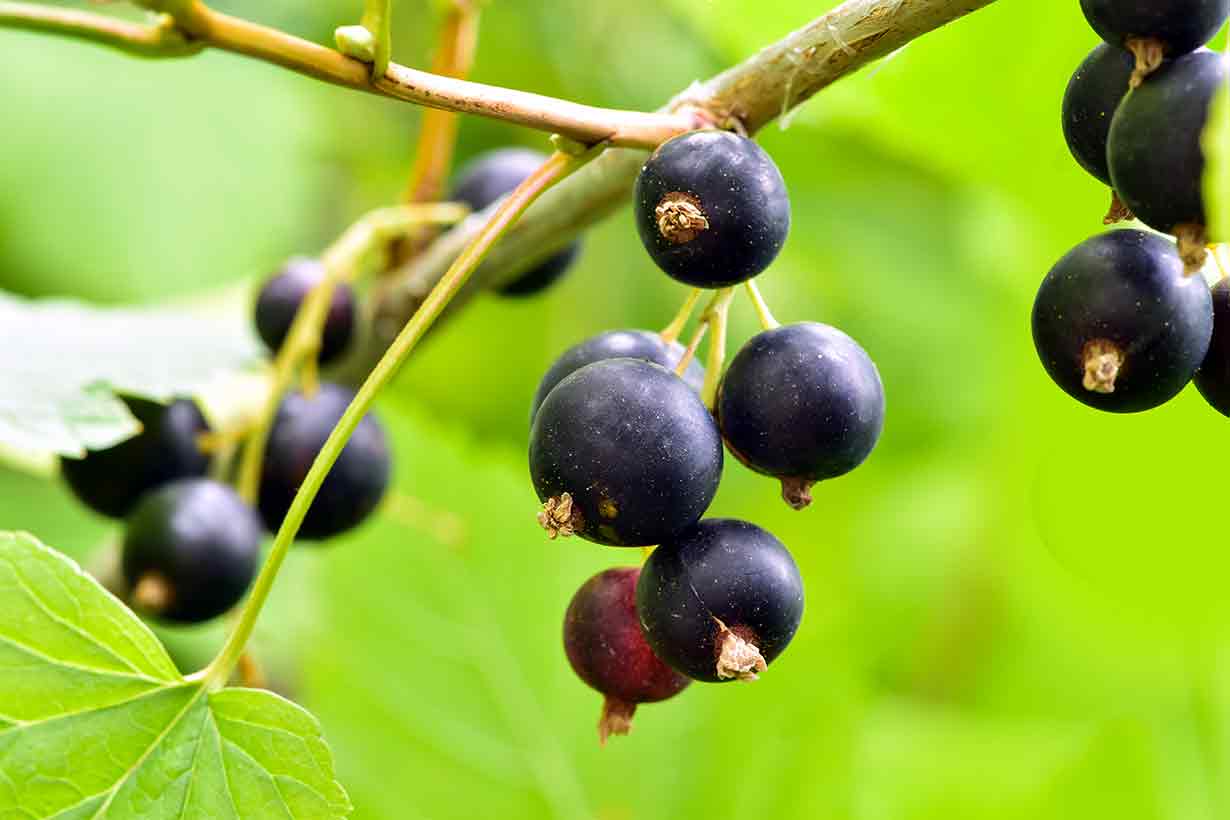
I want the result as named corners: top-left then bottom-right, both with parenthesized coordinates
top-left (0, 290), bottom-right (260, 458)
top-left (1203, 52), bottom-right (1230, 241)
top-left (0, 531), bottom-right (350, 819)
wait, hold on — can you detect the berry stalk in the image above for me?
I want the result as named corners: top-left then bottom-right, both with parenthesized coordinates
top-left (197, 148), bottom-right (599, 688)
top-left (699, 287), bottom-right (735, 409)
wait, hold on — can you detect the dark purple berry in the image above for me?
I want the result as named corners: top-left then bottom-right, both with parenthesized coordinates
top-left (61, 396), bottom-right (210, 519)
top-left (259, 383), bottom-right (391, 540)
top-left (254, 257), bottom-right (356, 364)
top-left (1081, 0), bottom-right (1229, 57)
top-left (564, 566), bottom-right (690, 743)
top-left (1031, 230), bottom-right (1212, 412)
top-left (1062, 43), bottom-right (1135, 187)
top-left (122, 478), bottom-right (261, 624)
top-left (634, 130), bottom-right (789, 288)
top-left (717, 322), bottom-right (884, 510)
top-left (1108, 49), bottom-right (1227, 237)
top-left (529, 358), bottom-right (723, 547)
top-left (530, 329), bottom-right (705, 419)
top-left (636, 519), bottom-right (804, 683)
top-left (451, 148), bottom-right (583, 296)
top-left (1194, 278), bottom-right (1230, 414)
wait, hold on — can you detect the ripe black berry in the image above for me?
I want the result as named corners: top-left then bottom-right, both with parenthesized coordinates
top-left (1081, 0), bottom-right (1230, 57)
top-left (61, 396), bottom-right (210, 519)
top-left (1062, 43), bottom-right (1135, 187)
top-left (529, 358), bottom-right (723, 547)
top-left (634, 130), bottom-right (790, 288)
top-left (1194, 278), bottom-right (1230, 414)
top-left (1031, 230), bottom-right (1212, 412)
top-left (530, 329), bottom-right (705, 419)
top-left (564, 566), bottom-right (690, 743)
top-left (259, 382), bottom-right (391, 540)
top-left (451, 147), bottom-right (583, 296)
top-left (637, 519), bottom-right (804, 683)
top-left (122, 478), bottom-right (261, 624)
top-left (254, 258), bottom-right (357, 364)
top-left (717, 322), bottom-right (884, 510)
top-left (1108, 49), bottom-right (1227, 238)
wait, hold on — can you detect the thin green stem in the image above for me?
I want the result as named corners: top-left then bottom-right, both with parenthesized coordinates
top-left (673, 290), bottom-right (722, 375)
top-left (199, 149), bottom-right (598, 688)
top-left (235, 202), bottom-right (467, 504)
top-left (659, 288), bottom-right (703, 345)
top-left (0, 2), bottom-right (201, 57)
top-left (700, 287), bottom-right (735, 408)
top-left (744, 280), bottom-right (781, 331)
top-left (360, 0), bottom-right (391, 78)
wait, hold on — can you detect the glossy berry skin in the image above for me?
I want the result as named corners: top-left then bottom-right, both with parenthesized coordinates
top-left (1081, 0), bottom-right (1229, 56)
top-left (564, 567), bottom-right (690, 743)
top-left (1109, 49), bottom-right (1227, 234)
top-left (717, 322), bottom-right (884, 509)
top-left (1031, 230), bottom-right (1212, 412)
top-left (259, 383), bottom-right (391, 540)
top-left (121, 478), bottom-right (261, 623)
top-left (254, 258), bottom-right (357, 364)
top-left (637, 519), bottom-right (804, 683)
top-left (634, 130), bottom-right (790, 288)
top-left (451, 148), bottom-right (583, 296)
top-left (529, 358), bottom-right (723, 547)
top-left (1194, 279), bottom-right (1230, 415)
top-left (1062, 43), bottom-right (1135, 186)
top-left (530, 329), bottom-right (705, 419)
top-left (61, 396), bottom-right (211, 519)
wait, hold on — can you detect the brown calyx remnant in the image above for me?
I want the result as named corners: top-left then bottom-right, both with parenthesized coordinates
top-left (1126, 36), bottom-right (1165, 89)
top-left (714, 620), bottom-right (767, 682)
top-left (655, 192), bottom-right (709, 244)
top-left (598, 697), bottom-right (637, 745)
top-left (1103, 190), bottom-right (1134, 225)
top-left (537, 492), bottom-right (584, 539)
top-left (1082, 339), bottom-right (1124, 394)
top-left (780, 477), bottom-right (817, 510)
top-left (1175, 223), bottom-right (1209, 274)
top-left (131, 572), bottom-right (173, 615)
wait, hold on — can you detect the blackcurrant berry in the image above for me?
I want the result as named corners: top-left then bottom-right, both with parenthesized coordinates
top-left (1194, 278), bottom-right (1230, 414)
top-left (451, 148), bottom-right (583, 296)
top-left (529, 358), bottom-right (723, 547)
top-left (1108, 49), bottom-right (1227, 239)
top-left (1031, 229), bottom-right (1212, 412)
top-left (717, 322), bottom-right (884, 510)
top-left (254, 258), bottom-right (357, 364)
top-left (564, 566), bottom-right (690, 743)
top-left (530, 329), bottom-right (705, 419)
top-left (1081, 0), bottom-right (1230, 57)
top-left (122, 478), bottom-right (261, 624)
top-left (60, 396), bottom-right (211, 519)
top-left (636, 519), bottom-right (804, 683)
top-left (634, 130), bottom-right (790, 288)
top-left (1062, 43), bottom-right (1135, 187)
top-left (258, 382), bottom-right (391, 540)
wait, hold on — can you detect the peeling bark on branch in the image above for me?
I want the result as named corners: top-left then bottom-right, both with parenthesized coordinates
top-left (363, 0), bottom-right (998, 368)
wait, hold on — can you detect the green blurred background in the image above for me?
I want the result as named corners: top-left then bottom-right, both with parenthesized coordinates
top-left (5, 0), bottom-right (1230, 817)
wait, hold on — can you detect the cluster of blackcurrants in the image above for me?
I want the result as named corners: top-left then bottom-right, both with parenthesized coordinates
top-left (1038, 0), bottom-right (1230, 414)
top-left (511, 130), bottom-right (886, 741)
top-left (60, 260), bottom-right (391, 625)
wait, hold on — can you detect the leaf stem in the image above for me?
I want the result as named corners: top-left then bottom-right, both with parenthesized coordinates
top-left (234, 203), bottom-right (467, 505)
top-left (200, 149), bottom-right (598, 688)
top-left (360, 0), bottom-right (391, 78)
top-left (744, 280), bottom-right (781, 331)
top-left (659, 288), bottom-right (703, 345)
top-left (699, 287), bottom-right (735, 408)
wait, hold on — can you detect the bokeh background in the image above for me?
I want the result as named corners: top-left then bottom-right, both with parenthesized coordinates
top-left (5, 1), bottom-right (1230, 817)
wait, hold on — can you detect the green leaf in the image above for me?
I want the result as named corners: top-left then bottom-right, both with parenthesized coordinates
top-left (1203, 53), bottom-right (1230, 241)
top-left (0, 531), bottom-right (350, 819)
top-left (0, 290), bottom-right (261, 459)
